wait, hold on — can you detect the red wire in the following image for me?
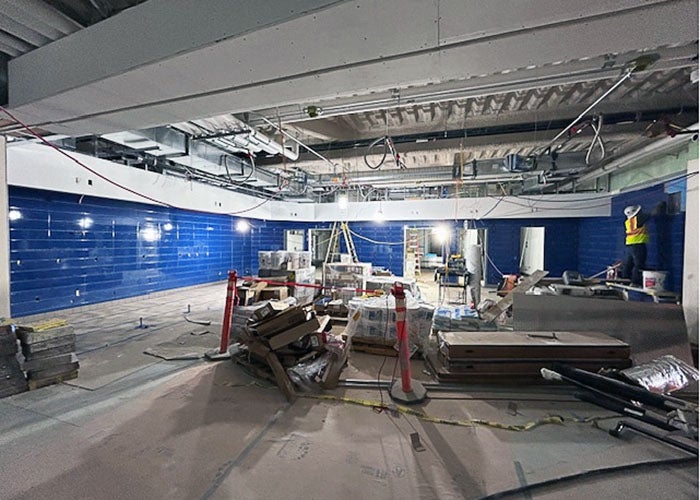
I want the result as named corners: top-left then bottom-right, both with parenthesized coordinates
top-left (0, 105), bottom-right (281, 216)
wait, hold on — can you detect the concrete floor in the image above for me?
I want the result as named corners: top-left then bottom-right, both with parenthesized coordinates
top-left (0, 281), bottom-right (696, 499)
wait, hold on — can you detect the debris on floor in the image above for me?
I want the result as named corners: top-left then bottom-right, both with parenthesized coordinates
top-left (232, 300), bottom-right (348, 401)
top-left (544, 362), bottom-right (699, 454)
top-left (0, 325), bottom-right (28, 397)
top-left (144, 331), bottom-right (220, 360)
top-left (16, 319), bottom-right (79, 389)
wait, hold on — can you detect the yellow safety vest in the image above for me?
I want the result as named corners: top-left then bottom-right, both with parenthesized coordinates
top-left (625, 216), bottom-right (649, 245)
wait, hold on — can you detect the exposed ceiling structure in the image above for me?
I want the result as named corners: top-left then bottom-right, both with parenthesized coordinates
top-left (0, 0), bottom-right (697, 203)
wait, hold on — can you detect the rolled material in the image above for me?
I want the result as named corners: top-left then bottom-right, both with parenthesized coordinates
top-left (552, 363), bottom-right (689, 412)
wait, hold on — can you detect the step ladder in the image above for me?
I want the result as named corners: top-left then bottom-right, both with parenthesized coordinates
top-left (406, 228), bottom-right (422, 276)
top-left (324, 221), bottom-right (358, 265)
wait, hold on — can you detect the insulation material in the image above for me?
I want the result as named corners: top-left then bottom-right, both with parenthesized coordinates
top-left (621, 355), bottom-right (700, 394)
top-left (345, 294), bottom-right (434, 349)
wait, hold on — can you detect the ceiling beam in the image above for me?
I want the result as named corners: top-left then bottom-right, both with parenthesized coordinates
top-left (4, 0), bottom-right (697, 136)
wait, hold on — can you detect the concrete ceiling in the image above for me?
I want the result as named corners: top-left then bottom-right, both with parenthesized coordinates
top-left (0, 0), bottom-right (697, 195)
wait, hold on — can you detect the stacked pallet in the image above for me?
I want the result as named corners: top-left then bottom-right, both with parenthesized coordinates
top-left (233, 301), bottom-right (347, 401)
top-left (16, 320), bottom-right (79, 389)
top-left (0, 325), bottom-right (28, 398)
top-left (427, 330), bottom-right (631, 383)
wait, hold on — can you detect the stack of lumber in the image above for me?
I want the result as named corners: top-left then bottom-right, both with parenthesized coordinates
top-left (233, 301), bottom-right (347, 401)
top-left (0, 325), bottom-right (28, 397)
top-left (16, 320), bottom-right (79, 389)
top-left (427, 330), bottom-right (631, 383)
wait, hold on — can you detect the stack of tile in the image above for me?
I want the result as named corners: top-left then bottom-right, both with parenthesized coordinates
top-left (16, 320), bottom-right (79, 389)
top-left (0, 325), bottom-right (28, 397)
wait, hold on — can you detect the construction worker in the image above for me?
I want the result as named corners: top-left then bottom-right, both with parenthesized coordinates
top-left (622, 202), bottom-right (665, 286)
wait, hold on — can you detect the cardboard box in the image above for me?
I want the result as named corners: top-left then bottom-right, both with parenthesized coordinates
top-left (250, 307), bottom-right (307, 337)
top-left (251, 301), bottom-right (290, 323)
top-left (259, 286), bottom-right (288, 301)
top-left (267, 315), bottom-right (321, 351)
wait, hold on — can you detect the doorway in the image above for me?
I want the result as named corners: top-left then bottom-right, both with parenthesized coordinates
top-left (403, 226), bottom-right (449, 278)
top-left (284, 229), bottom-right (305, 251)
top-left (519, 226), bottom-right (545, 275)
top-left (308, 228), bottom-right (332, 267)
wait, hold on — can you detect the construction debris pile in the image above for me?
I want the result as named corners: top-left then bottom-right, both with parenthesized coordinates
top-left (231, 299), bottom-right (348, 401)
top-left (17, 321), bottom-right (79, 389)
top-left (0, 325), bottom-right (28, 397)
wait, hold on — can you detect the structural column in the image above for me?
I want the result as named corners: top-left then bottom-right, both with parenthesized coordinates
top-left (0, 135), bottom-right (10, 318)
top-left (683, 157), bottom-right (698, 344)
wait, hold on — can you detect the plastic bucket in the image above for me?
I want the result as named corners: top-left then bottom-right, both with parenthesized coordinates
top-left (642, 270), bottom-right (668, 291)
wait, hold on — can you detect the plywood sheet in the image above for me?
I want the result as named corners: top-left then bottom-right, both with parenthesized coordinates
top-left (438, 331), bottom-right (630, 360)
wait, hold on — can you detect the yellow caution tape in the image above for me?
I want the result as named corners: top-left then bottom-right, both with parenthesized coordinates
top-left (301, 393), bottom-right (613, 432)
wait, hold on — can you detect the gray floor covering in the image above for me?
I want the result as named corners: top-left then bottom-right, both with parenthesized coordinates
top-left (0, 281), bottom-right (696, 499)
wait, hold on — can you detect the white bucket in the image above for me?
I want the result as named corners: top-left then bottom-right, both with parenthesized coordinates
top-left (642, 270), bottom-right (668, 291)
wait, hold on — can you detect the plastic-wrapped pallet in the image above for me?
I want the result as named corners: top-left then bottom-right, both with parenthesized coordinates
top-left (258, 251), bottom-right (273, 269)
top-left (432, 305), bottom-right (497, 332)
top-left (365, 276), bottom-right (420, 300)
top-left (292, 266), bottom-right (317, 305)
top-left (345, 292), bottom-right (434, 350)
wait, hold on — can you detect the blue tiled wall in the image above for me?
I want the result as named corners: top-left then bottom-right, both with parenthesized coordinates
top-left (578, 183), bottom-right (685, 291)
top-left (9, 179), bottom-right (687, 316)
top-left (8, 187), bottom-right (245, 316)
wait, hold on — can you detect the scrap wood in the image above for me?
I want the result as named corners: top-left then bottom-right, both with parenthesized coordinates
top-left (301, 393), bottom-right (618, 431)
top-left (481, 270), bottom-right (548, 322)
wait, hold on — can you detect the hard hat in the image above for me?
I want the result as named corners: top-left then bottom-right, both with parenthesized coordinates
top-left (624, 205), bottom-right (641, 219)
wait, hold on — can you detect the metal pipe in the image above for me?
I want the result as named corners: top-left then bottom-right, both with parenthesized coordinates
top-left (537, 67), bottom-right (634, 156)
top-left (255, 114), bottom-right (337, 171)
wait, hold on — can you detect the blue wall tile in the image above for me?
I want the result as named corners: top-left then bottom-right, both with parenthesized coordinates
top-left (578, 183), bottom-right (685, 291)
top-left (8, 187), bottom-right (246, 316)
top-left (9, 178), bottom-right (687, 316)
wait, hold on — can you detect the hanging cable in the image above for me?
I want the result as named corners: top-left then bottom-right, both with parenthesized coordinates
top-left (585, 114), bottom-right (606, 165)
top-left (224, 152), bottom-right (256, 184)
top-left (364, 136), bottom-right (389, 170)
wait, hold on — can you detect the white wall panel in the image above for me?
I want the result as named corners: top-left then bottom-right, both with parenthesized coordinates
top-left (0, 137), bottom-right (10, 318)
top-left (683, 158), bottom-right (698, 344)
top-left (7, 143), bottom-right (610, 222)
